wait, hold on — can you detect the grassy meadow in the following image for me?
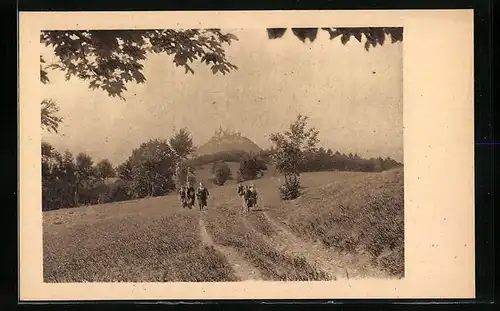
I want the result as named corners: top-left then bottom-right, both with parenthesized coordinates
top-left (43, 166), bottom-right (404, 282)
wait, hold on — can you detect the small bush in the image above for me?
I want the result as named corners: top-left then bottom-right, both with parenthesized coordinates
top-left (279, 176), bottom-right (301, 200)
top-left (212, 162), bottom-right (232, 186)
top-left (238, 153), bottom-right (264, 181)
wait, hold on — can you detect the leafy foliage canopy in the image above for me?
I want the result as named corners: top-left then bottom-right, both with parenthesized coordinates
top-left (269, 115), bottom-right (320, 200)
top-left (40, 29), bottom-right (239, 99)
top-left (266, 27), bottom-right (403, 51)
top-left (41, 99), bottom-right (63, 133)
top-left (169, 127), bottom-right (196, 160)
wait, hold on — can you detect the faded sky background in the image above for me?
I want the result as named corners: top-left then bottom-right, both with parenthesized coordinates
top-left (41, 28), bottom-right (403, 166)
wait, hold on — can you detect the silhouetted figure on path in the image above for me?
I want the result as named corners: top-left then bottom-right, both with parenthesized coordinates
top-left (196, 182), bottom-right (210, 210)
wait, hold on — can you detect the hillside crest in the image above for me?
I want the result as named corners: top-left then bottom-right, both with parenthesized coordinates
top-left (196, 127), bottom-right (262, 156)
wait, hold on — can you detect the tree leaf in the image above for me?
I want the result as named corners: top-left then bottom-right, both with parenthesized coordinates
top-left (184, 64), bottom-right (195, 75)
top-left (226, 33), bottom-right (239, 41)
top-left (376, 30), bottom-right (386, 45)
top-left (340, 34), bottom-right (350, 45)
top-left (291, 28), bottom-right (318, 43)
top-left (267, 28), bottom-right (287, 39)
top-left (323, 28), bottom-right (342, 40)
top-left (40, 68), bottom-right (50, 84)
top-left (353, 32), bottom-right (362, 42)
top-left (364, 41), bottom-right (371, 51)
top-left (389, 27), bottom-right (404, 43)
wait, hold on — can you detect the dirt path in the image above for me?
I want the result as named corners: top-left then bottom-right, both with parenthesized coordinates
top-left (198, 217), bottom-right (262, 281)
top-left (207, 192), bottom-right (342, 281)
top-left (196, 187), bottom-right (353, 281)
top-left (258, 211), bottom-right (349, 280)
top-left (177, 188), bottom-right (355, 281)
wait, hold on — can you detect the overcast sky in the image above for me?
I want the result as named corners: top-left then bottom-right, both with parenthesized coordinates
top-left (41, 28), bottom-right (403, 166)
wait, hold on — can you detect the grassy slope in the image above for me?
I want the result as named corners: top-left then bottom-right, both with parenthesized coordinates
top-left (43, 199), bottom-right (237, 282)
top-left (265, 168), bottom-right (405, 277)
top-left (43, 166), bottom-right (404, 282)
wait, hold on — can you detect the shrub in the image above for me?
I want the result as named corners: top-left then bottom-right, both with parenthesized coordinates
top-left (279, 175), bottom-right (301, 200)
top-left (212, 162), bottom-right (232, 186)
top-left (237, 153), bottom-right (264, 181)
top-left (269, 115), bottom-right (319, 201)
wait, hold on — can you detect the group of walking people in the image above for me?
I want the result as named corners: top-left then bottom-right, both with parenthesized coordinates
top-left (237, 183), bottom-right (258, 212)
top-left (178, 182), bottom-right (210, 210)
top-left (176, 181), bottom-right (259, 213)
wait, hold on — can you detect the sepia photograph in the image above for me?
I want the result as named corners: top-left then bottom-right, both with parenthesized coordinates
top-left (40, 27), bottom-right (404, 283)
top-left (19, 10), bottom-right (475, 300)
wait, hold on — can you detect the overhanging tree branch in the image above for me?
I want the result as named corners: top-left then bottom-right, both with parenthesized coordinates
top-left (41, 99), bottom-right (63, 133)
top-left (40, 27), bottom-right (403, 103)
top-left (266, 27), bottom-right (403, 51)
top-left (40, 29), bottom-right (239, 100)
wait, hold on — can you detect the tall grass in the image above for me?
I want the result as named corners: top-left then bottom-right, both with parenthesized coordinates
top-left (268, 168), bottom-right (404, 278)
top-left (43, 213), bottom-right (237, 282)
top-left (43, 168), bottom-right (404, 282)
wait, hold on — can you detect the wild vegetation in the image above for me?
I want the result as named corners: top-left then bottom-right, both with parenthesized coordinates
top-left (44, 167), bottom-right (404, 282)
top-left (236, 153), bottom-right (268, 182)
top-left (266, 169), bottom-right (405, 277)
top-left (42, 117), bottom-right (404, 281)
top-left (43, 117), bottom-right (404, 281)
top-left (211, 161), bottom-right (232, 186)
top-left (42, 128), bottom-right (196, 211)
top-left (269, 115), bottom-right (320, 200)
top-left (42, 124), bottom-right (401, 211)
top-left (44, 211), bottom-right (237, 282)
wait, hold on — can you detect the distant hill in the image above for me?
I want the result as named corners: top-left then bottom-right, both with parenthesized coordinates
top-left (196, 127), bottom-right (262, 157)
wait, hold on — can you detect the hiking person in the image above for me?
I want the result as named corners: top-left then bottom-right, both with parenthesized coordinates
top-left (243, 185), bottom-right (256, 212)
top-left (237, 183), bottom-right (245, 197)
top-left (249, 184), bottom-right (258, 206)
top-left (178, 185), bottom-right (187, 208)
top-left (196, 182), bottom-right (210, 210)
top-left (186, 182), bottom-right (196, 209)
top-left (238, 184), bottom-right (247, 212)
top-left (249, 184), bottom-right (256, 195)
